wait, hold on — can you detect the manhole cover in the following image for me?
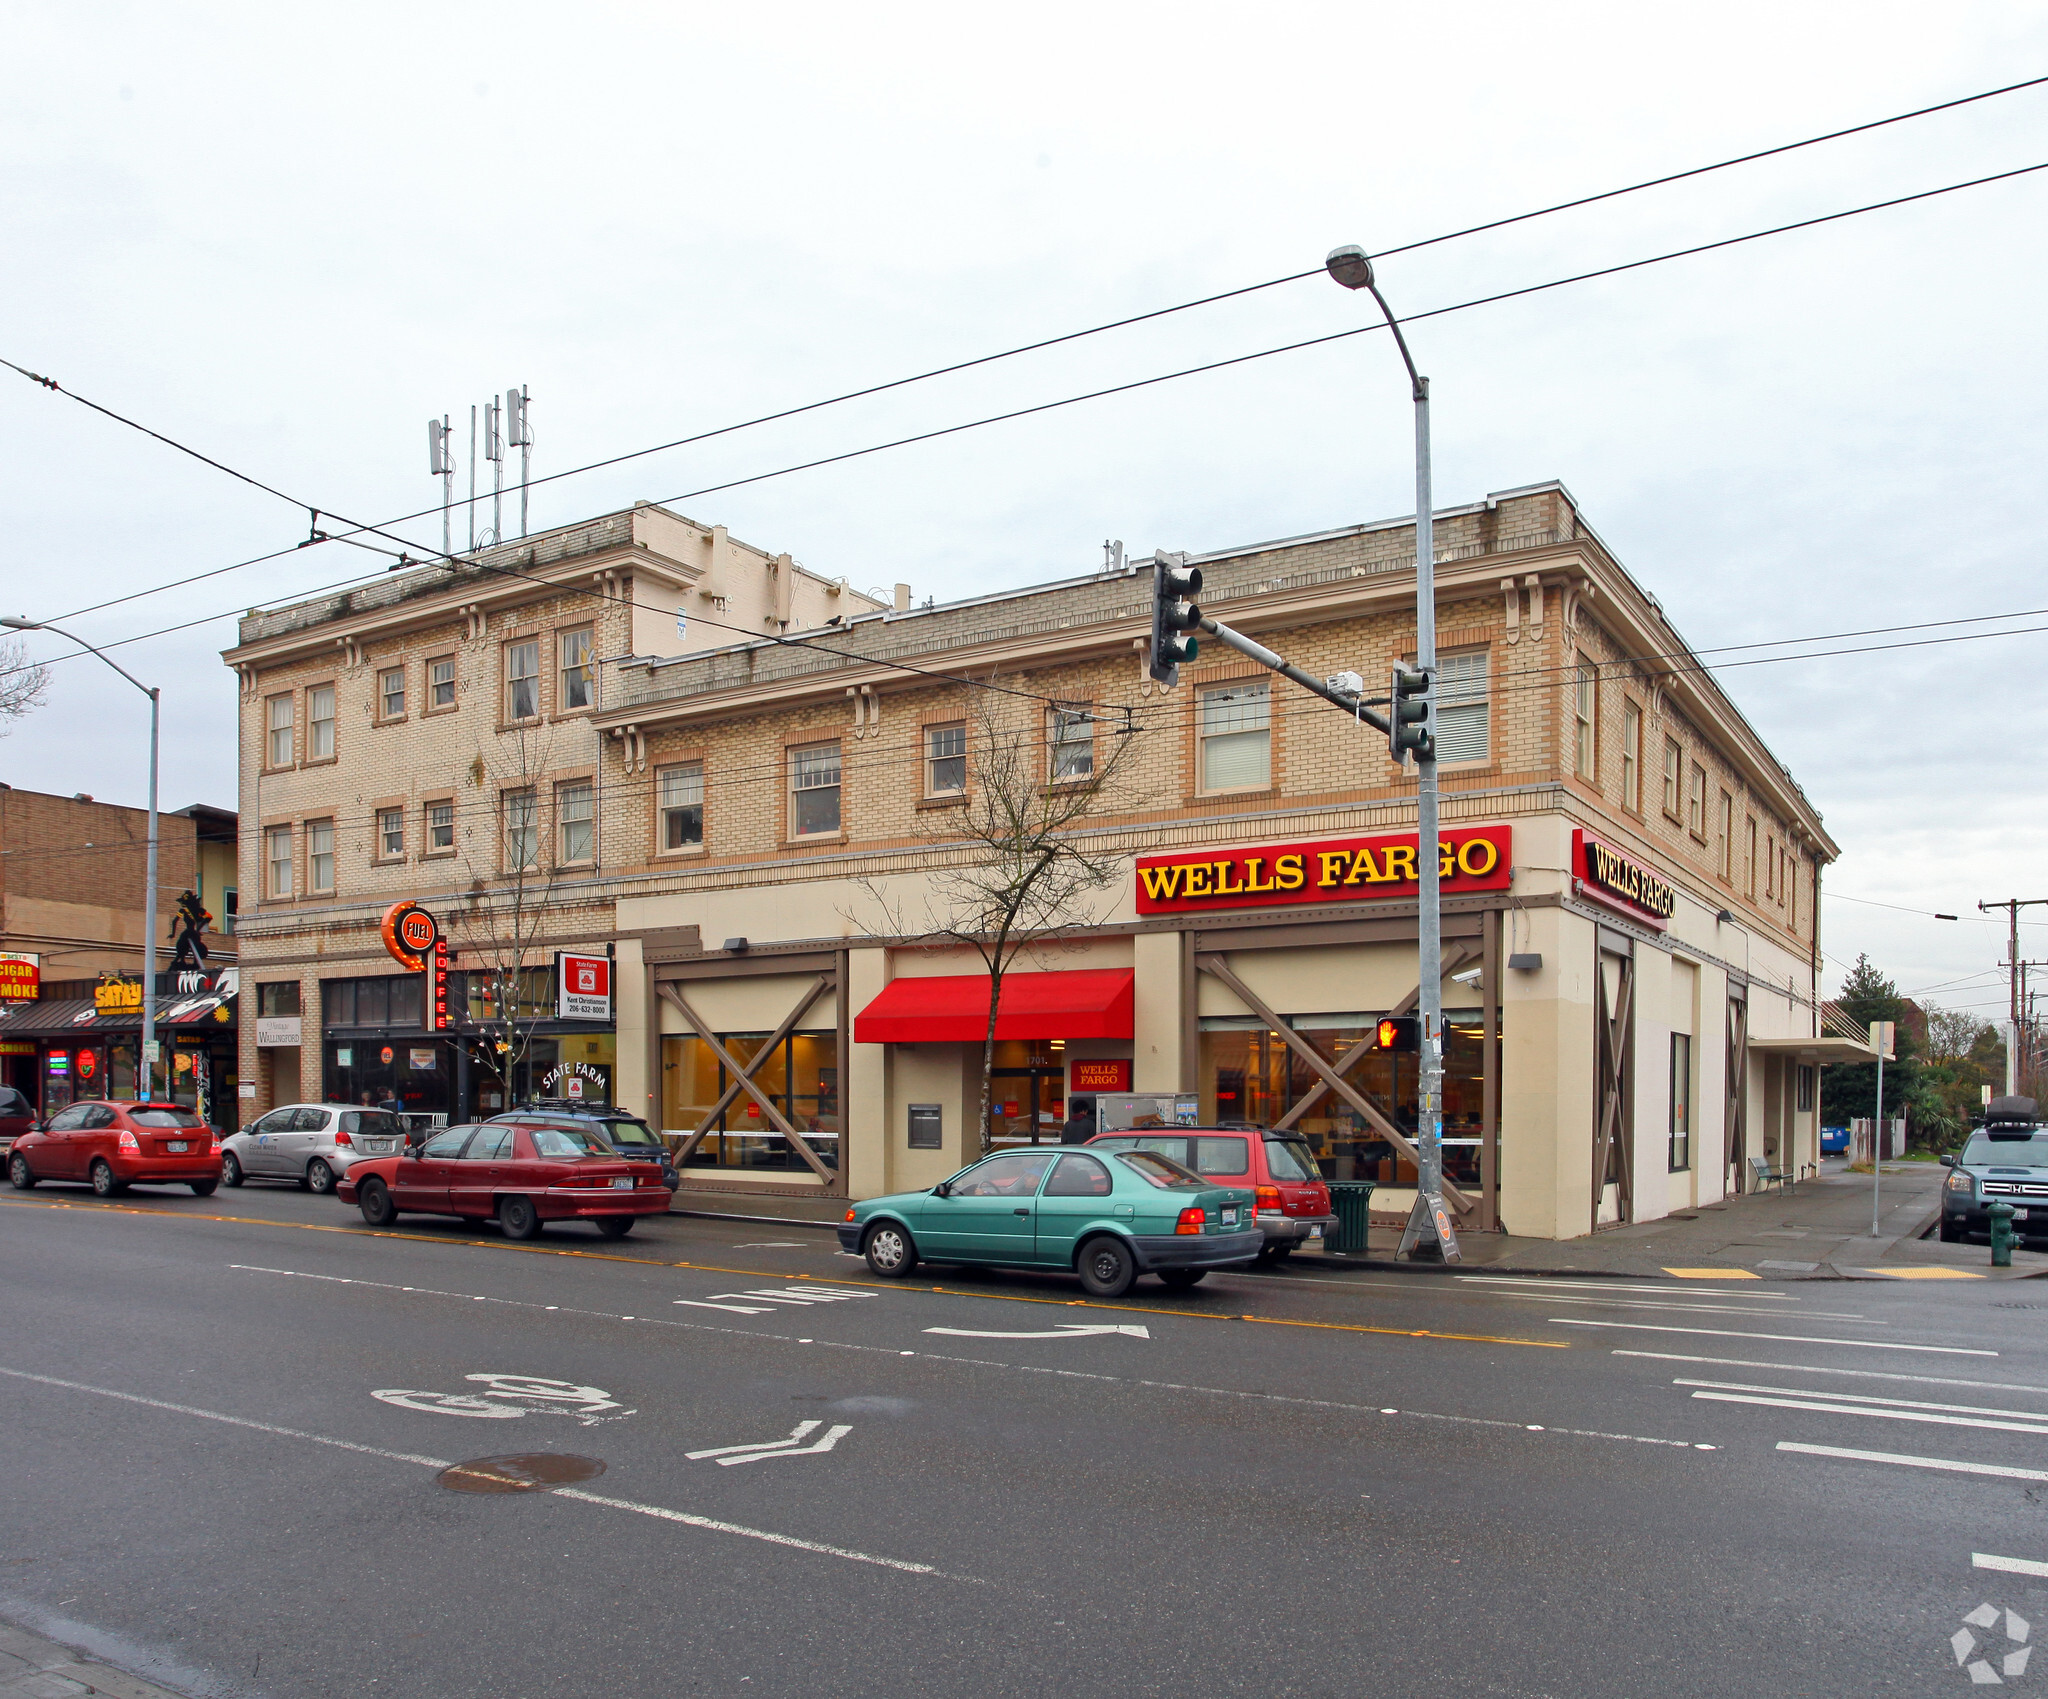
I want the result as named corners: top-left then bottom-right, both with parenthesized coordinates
top-left (438, 1453), bottom-right (606, 1494)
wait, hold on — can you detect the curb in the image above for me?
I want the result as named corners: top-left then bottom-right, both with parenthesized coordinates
top-left (670, 1208), bottom-right (842, 1231)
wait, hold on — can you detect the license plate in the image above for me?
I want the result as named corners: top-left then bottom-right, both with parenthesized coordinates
top-left (1306, 1223), bottom-right (1322, 1240)
top-left (166, 1140), bottom-right (188, 1152)
top-left (2014, 1209), bottom-right (2030, 1221)
top-left (610, 1177), bottom-right (633, 1190)
top-left (1220, 1206), bottom-right (1237, 1225)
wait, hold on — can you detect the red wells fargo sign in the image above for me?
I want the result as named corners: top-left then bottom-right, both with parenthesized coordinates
top-left (1134, 824), bottom-right (1512, 915)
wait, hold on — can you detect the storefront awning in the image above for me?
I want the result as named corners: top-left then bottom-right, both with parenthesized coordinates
top-left (0, 993), bottom-right (237, 1040)
top-left (1748, 1035), bottom-right (1875, 1063)
top-left (854, 968), bottom-right (1134, 1044)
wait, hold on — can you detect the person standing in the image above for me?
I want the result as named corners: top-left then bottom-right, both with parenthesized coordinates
top-left (1060, 1096), bottom-right (1096, 1145)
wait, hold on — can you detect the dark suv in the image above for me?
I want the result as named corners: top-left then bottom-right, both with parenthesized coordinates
top-left (489, 1101), bottom-right (679, 1192)
top-left (1941, 1096), bottom-right (2047, 1244)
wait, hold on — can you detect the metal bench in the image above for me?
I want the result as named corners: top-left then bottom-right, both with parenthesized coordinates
top-left (1746, 1154), bottom-right (1794, 1196)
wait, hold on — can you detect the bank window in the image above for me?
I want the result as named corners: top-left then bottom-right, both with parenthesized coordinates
top-left (658, 762), bottom-right (704, 850)
top-left (425, 800), bottom-right (454, 853)
top-left (505, 639), bottom-right (541, 721)
top-left (428, 655), bottom-right (456, 710)
top-left (1746, 816), bottom-right (1758, 898)
top-left (1661, 737), bottom-right (1682, 820)
top-left (378, 808), bottom-right (404, 860)
top-left (306, 819), bottom-right (335, 894)
top-left (558, 779), bottom-right (594, 864)
top-left (1436, 650), bottom-right (1489, 764)
top-left (1049, 703), bottom-right (1094, 782)
top-left (266, 826), bottom-right (293, 898)
top-left (1573, 661), bottom-right (1597, 781)
top-left (1687, 762), bottom-right (1707, 841)
top-left (926, 722), bottom-right (966, 796)
top-left (266, 695), bottom-right (294, 768)
top-left (505, 788), bottom-right (539, 870)
top-left (1200, 681), bottom-right (1270, 791)
top-left (1717, 790), bottom-right (1733, 880)
top-left (790, 743), bottom-right (841, 838)
top-left (307, 686), bottom-right (336, 761)
top-left (379, 666), bottom-right (406, 720)
top-left (1669, 1032), bottom-right (1692, 1171)
top-left (559, 627), bottom-right (594, 712)
top-left (1620, 701), bottom-right (1642, 812)
top-left (662, 1030), bottom-right (841, 1173)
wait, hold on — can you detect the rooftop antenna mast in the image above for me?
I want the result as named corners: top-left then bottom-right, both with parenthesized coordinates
top-left (468, 405), bottom-right (478, 552)
top-left (506, 385), bottom-right (532, 538)
top-left (427, 415), bottom-right (454, 557)
top-left (483, 394), bottom-right (504, 547)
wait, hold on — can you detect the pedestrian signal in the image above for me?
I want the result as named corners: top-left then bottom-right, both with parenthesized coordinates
top-left (1375, 1016), bottom-right (1418, 1053)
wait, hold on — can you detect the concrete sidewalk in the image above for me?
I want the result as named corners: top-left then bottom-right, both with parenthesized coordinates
top-left (0, 1622), bottom-right (188, 1699)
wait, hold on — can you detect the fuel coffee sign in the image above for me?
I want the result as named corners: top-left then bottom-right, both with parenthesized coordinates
top-left (1134, 824), bottom-right (1512, 915)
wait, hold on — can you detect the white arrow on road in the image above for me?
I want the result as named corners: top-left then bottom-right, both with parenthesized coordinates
top-left (922, 1323), bottom-right (1151, 1340)
top-left (686, 1420), bottom-right (853, 1465)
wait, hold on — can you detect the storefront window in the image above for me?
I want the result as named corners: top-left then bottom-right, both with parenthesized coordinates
top-left (663, 1031), bottom-right (840, 1172)
top-left (326, 1037), bottom-right (451, 1117)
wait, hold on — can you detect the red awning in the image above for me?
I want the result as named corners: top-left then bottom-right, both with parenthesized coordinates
top-left (854, 968), bottom-right (1134, 1044)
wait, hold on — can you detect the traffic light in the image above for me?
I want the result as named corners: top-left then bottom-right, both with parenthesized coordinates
top-left (1389, 666), bottom-right (1431, 762)
top-left (1375, 1015), bottom-right (1418, 1053)
top-left (1149, 553), bottom-right (1203, 686)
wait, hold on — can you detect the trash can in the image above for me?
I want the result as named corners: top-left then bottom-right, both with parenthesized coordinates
top-left (1328, 1181), bottom-right (1376, 1255)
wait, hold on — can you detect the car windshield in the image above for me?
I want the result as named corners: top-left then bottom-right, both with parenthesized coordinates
top-left (1963, 1130), bottom-right (2048, 1167)
top-left (1263, 1137), bottom-right (1321, 1181)
top-left (130, 1108), bottom-right (205, 1129)
top-left (1114, 1149), bottom-right (1208, 1190)
top-left (530, 1126), bottom-right (613, 1159)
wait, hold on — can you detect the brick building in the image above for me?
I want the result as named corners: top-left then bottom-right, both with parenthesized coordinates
top-left (224, 481), bottom-right (1859, 1240)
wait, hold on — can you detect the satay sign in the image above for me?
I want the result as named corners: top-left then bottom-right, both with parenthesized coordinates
top-left (1135, 824), bottom-right (1512, 915)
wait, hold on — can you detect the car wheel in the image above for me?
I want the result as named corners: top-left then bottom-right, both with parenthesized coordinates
top-left (1157, 1269), bottom-right (1207, 1290)
top-left (188, 1179), bottom-right (217, 1197)
top-left (1939, 1216), bottom-right (1964, 1243)
top-left (863, 1221), bottom-right (918, 1278)
top-left (90, 1160), bottom-right (125, 1198)
top-left (306, 1158), bottom-right (335, 1196)
top-left (594, 1216), bottom-right (634, 1240)
top-left (220, 1151), bottom-right (244, 1188)
top-left (357, 1177), bottom-right (398, 1227)
top-left (499, 1195), bottom-right (543, 1241)
top-left (1076, 1234), bottom-right (1137, 1298)
top-left (7, 1153), bottom-right (34, 1191)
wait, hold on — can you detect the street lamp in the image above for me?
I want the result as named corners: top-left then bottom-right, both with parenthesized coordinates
top-left (0, 617), bottom-right (162, 1102)
top-left (1325, 244), bottom-right (1450, 1259)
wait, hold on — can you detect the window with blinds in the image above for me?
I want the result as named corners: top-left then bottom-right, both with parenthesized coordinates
top-left (1199, 682), bottom-right (1270, 791)
top-left (1436, 650), bottom-right (1489, 764)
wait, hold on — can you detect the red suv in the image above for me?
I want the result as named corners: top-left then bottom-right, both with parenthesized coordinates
top-left (1089, 1127), bottom-right (1334, 1264)
top-left (8, 1099), bottom-right (223, 1197)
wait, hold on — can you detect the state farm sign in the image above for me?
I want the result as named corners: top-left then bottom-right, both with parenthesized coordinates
top-left (1134, 825), bottom-right (1512, 916)
top-left (556, 952), bottom-right (612, 1021)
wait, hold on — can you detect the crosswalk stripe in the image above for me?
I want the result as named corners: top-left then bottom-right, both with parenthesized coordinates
top-left (1549, 1318), bottom-right (1994, 1355)
top-left (1778, 1442), bottom-right (2048, 1482)
top-left (1692, 1390), bottom-right (2048, 1435)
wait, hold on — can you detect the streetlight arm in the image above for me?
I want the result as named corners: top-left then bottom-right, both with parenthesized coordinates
top-left (1363, 283), bottom-right (1427, 402)
top-left (0, 618), bottom-right (154, 701)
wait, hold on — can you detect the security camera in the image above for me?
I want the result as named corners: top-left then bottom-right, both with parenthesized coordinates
top-left (1450, 966), bottom-right (1483, 988)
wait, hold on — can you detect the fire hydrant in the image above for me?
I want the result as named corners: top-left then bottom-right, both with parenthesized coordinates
top-left (1989, 1200), bottom-right (2017, 1269)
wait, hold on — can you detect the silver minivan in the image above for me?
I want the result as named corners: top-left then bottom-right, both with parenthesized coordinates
top-left (221, 1103), bottom-right (408, 1194)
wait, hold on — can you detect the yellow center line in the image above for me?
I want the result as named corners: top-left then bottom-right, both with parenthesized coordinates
top-left (0, 1196), bottom-right (1564, 1348)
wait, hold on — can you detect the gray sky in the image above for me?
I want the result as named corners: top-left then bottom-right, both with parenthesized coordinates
top-left (4, 1), bottom-right (2045, 1018)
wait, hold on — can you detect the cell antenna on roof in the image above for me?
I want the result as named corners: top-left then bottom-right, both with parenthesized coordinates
top-left (483, 394), bottom-right (504, 547)
top-left (427, 415), bottom-right (455, 557)
top-left (506, 386), bottom-right (533, 539)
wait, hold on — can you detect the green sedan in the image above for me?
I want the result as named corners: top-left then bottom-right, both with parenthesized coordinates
top-left (838, 1146), bottom-right (1261, 1298)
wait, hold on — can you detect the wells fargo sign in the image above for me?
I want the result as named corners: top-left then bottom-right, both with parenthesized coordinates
top-left (1134, 824), bottom-right (1512, 915)
top-left (1571, 829), bottom-right (1676, 927)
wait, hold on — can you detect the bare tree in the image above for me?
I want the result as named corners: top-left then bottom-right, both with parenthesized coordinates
top-left (1922, 1003), bottom-right (1992, 1065)
top-left (866, 681), bottom-right (1136, 1158)
top-left (0, 637), bottom-right (49, 732)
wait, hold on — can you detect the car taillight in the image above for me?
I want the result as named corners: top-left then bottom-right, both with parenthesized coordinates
top-left (1175, 1206), bottom-right (1206, 1236)
top-left (333, 1129), bottom-right (353, 1147)
top-left (118, 1129), bottom-right (140, 1154)
top-left (207, 1133), bottom-right (220, 1154)
top-left (1255, 1186), bottom-right (1281, 1213)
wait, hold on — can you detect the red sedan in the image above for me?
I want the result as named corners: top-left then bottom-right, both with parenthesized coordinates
top-left (7, 1099), bottom-right (222, 1197)
top-left (336, 1121), bottom-right (671, 1240)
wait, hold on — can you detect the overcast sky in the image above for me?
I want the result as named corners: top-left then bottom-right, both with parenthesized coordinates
top-left (4, 2), bottom-right (2045, 1018)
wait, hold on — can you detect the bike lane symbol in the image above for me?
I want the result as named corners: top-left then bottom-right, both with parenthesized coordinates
top-left (373, 1373), bottom-right (634, 1426)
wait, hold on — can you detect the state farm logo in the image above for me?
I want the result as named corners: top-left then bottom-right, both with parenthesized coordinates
top-left (573, 963), bottom-right (600, 994)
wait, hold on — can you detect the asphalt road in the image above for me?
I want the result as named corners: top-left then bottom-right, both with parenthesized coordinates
top-left (3, 1176), bottom-right (2046, 1699)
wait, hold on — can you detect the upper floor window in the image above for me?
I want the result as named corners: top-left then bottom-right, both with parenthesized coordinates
top-left (559, 780), bottom-right (594, 863)
top-left (505, 788), bottom-right (539, 870)
top-left (1049, 704), bottom-right (1094, 782)
top-left (307, 686), bottom-right (336, 760)
top-left (1620, 701), bottom-right (1642, 812)
top-left (428, 656), bottom-right (456, 711)
top-left (1573, 662), bottom-right (1597, 782)
top-left (306, 819), bottom-right (335, 894)
top-left (426, 800), bottom-right (455, 853)
top-left (256, 980), bottom-right (300, 1017)
top-left (560, 628), bottom-right (594, 712)
top-left (506, 640), bottom-right (541, 721)
top-left (658, 762), bottom-right (704, 850)
top-left (1661, 736), bottom-right (1682, 820)
top-left (926, 722), bottom-right (967, 796)
top-left (378, 808), bottom-right (404, 859)
top-left (265, 825), bottom-right (293, 897)
top-left (379, 666), bottom-right (406, 720)
top-left (1436, 650), bottom-right (1489, 764)
top-left (790, 743), bottom-right (842, 838)
top-left (1200, 681), bottom-right (1270, 791)
top-left (266, 695), bottom-right (294, 768)
top-left (1745, 816), bottom-right (1758, 898)
top-left (1687, 762), bottom-right (1707, 841)
top-left (1716, 790), bottom-right (1733, 880)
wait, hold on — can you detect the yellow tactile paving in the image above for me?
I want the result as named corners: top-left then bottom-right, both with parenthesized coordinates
top-left (1662, 1267), bottom-right (1761, 1279)
top-left (1854, 1267), bottom-right (1985, 1280)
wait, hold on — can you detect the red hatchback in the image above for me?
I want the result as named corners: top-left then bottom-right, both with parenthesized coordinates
top-left (7, 1099), bottom-right (223, 1197)
top-left (336, 1121), bottom-right (671, 1241)
top-left (1088, 1127), bottom-right (1336, 1263)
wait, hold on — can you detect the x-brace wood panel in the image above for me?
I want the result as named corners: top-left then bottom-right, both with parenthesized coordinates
top-left (1726, 997), bottom-right (1749, 1191)
top-left (1195, 953), bottom-right (1476, 1217)
top-left (1590, 953), bottom-right (1635, 1226)
top-left (657, 977), bottom-right (837, 1183)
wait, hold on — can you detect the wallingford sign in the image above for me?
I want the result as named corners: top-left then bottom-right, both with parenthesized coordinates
top-left (1134, 824), bottom-right (1512, 915)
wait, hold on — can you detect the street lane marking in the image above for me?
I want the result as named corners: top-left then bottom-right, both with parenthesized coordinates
top-left (1614, 1352), bottom-right (2048, 1396)
top-left (1852, 1267), bottom-right (1985, 1279)
top-left (1977, 1554), bottom-right (2048, 1579)
top-left (686, 1420), bottom-right (853, 1465)
top-left (923, 1324), bottom-right (1151, 1340)
top-left (1462, 1276), bottom-right (1798, 1301)
top-left (1676, 1378), bottom-right (2048, 1423)
top-left (0, 1365), bottom-right (953, 1578)
top-left (1663, 1268), bottom-right (1761, 1279)
top-left (1692, 1391), bottom-right (2048, 1435)
top-left (1480, 1292), bottom-right (1873, 1320)
top-left (1549, 1319), bottom-right (1994, 1355)
top-left (1777, 1441), bottom-right (2048, 1482)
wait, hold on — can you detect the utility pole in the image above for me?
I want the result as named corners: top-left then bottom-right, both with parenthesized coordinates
top-left (1979, 899), bottom-right (2048, 1096)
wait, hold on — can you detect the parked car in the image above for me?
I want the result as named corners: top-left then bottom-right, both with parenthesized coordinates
top-left (0, 1087), bottom-right (35, 1154)
top-left (7, 1099), bottom-right (222, 1197)
top-left (1088, 1127), bottom-right (1336, 1264)
top-left (1941, 1097), bottom-right (2048, 1244)
top-left (490, 1100), bottom-right (679, 1191)
top-left (335, 1121), bottom-right (672, 1240)
top-left (840, 1146), bottom-right (1261, 1297)
top-left (221, 1103), bottom-right (408, 1194)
